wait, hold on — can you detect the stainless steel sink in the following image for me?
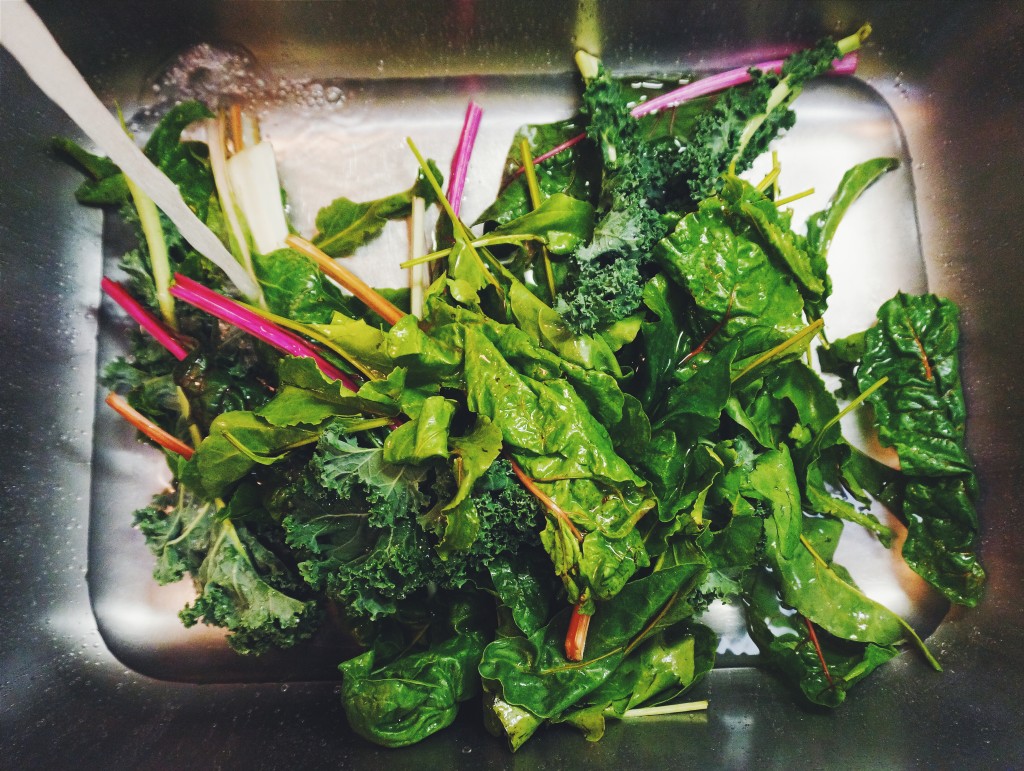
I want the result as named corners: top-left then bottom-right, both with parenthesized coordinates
top-left (3, 1), bottom-right (1023, 766)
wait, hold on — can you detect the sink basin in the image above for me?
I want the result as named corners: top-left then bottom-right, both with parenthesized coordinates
top-left (3, 1), bottom-right (1023, 766)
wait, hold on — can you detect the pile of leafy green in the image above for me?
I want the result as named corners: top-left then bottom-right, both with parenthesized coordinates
top-left (64, 28), bottom-right (983, 751)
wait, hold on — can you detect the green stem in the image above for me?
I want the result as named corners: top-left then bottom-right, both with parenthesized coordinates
top-left (407, 138), bottom-right (505, 297)
top-left (731, 319), bottom-right (824, 384)
top-left (400, 235), bottom-right (540, 269)
top-left (124, 175), bottom-right (176, 329)
top-left (800, 534), bottom-right (941, 671)
top-left (809, 375), bottom-right (888, 455)
top-left (520, 139), bottom-right (558, 302)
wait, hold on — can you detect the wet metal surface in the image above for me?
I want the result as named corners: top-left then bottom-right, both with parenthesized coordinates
top-left (3, 1), bottom-right (1023, 767)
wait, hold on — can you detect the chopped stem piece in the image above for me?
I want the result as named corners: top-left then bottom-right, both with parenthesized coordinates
top-left (774, 187), bottom-right (815, 207)
top-left (810, 375), bottom-right (888, 455)
top-left (565, 601), bottom-right (591, 661)
top-left (175, 385), bottom-right (204, 448)
top-left (101, 277), bottom-right (188, 360)
top-left (409, 195), bottom-right (428, 318)
top-left (229, 103), bottom-right (244, 153)
top-left (408, 138), bottom-right (474, 243)
top-left (731, 319), bottom-right (824, 383)
top-left (286, 235), bottom-right (405, 326)
top-left (205, 115), bottom-right (266, 309)
top-left (105, 392), bottom-right (194, 459)
top-left (400, 234), bottom-right (539, 269)
top-left (621, 701), bottom-right (709, 718)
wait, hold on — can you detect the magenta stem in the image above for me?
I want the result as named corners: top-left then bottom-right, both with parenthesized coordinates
top-left (446, 101), bottom-right (483, 217)
top-left (508, 52), bottom-right (859, 182)
top-left (169, 274), bottom-right (358, 391)
top-left (101, 277), bottom-right (189, 360)
top-left (510, 133), bottom-right (587, 179)
top-left (631, 51), bottom-right (859, 118)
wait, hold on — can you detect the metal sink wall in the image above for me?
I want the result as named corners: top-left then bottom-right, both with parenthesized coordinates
top-left (3, 1), bottom-right (1023, 767)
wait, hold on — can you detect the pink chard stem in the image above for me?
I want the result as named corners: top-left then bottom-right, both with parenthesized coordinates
top-left (512, 51), bottom-right (860, 176)
top-left (101, 277), bottom-right (189, 361)
top-left (446, 101), bottom-right (483, 218)
top-left (169, 274), bottom-right (358, 391)
top-left (632, 51), bottom-right (860, 117)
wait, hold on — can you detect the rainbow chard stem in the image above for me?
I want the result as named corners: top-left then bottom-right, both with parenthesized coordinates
top-left (446, 101), bottom-right (483, 218)
top-left (168, 273), bottom-right (357, 390)
top-left (510, 48), bottom-right (861, 178)
top-left (631, 51), bottom-right (860, 118)
top-left (105, 392), bottom-right (194, 459)
top-left (101, 277), bottom-right (189, 360)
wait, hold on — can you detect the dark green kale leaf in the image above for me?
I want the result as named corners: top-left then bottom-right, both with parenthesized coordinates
top-left (143, 486), bottom-right (321, 656)
top-left (178, 516), bottom-right (321, 655)
top-left (142, 100), bottom-right (215, 219)
top-left (684, 37), bottom-right (842, 200)
top-left (133, 487), bottom-right (216, 584)
top-left (557, 60), bottom-right (690, 333)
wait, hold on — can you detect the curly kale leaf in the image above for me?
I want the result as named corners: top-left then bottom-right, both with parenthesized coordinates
top-left (315, 420), bottom-right (429, 528)
top-left (135, 482), bottom-right (320, 655)
top-left (558, 62), bottom-right (688, 333)
top-left (133, 487), bottom-right (216, 584)
top-left (178, 515), bottom-right (321, 656)
top-left (684, 37), bottom-right (842, 200)
top-left (278, 429), bottom-right (543, 621)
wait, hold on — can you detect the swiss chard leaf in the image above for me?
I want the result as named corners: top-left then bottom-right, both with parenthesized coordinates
top-left (478, 562), bottom-right (706, 719)
top-left (338, 596), bottom-right (488, 747)
top-left (312, 161), bottom-right (442, 257)
top-left (857, 293), bottom-right (984, 605)
top-left (745, 568), bottom-right (899, 708)
top-left (655, 194), bottom-right (805, 347)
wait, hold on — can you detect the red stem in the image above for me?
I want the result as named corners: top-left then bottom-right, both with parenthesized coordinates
top-left (101, 277), bottom-right (189, 360)
top-left (508, 457), bottom-right (584, 543)
top-left (565, 601), bottom-right (591, 662)
top-left (680, 291), bottom-right (735, 367)
top-left (803, 616), bottom-right (834, 686)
